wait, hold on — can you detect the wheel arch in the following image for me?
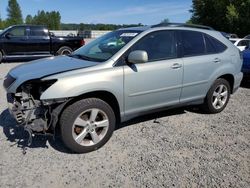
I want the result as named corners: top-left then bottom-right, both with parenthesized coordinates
top-left (57, 90), bottom-right (121, 127)
top-left (217, 74), bottom-right (234, 94)
top-left (56, 46), bottom-right (73, 55)
top-left (0, 49), bottom-right (4, 63)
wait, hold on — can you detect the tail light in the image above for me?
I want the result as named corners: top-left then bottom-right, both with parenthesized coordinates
top-left (239, 50), bottom-right (243, 59)
top-left (80, 39), bottom-right (85, 46)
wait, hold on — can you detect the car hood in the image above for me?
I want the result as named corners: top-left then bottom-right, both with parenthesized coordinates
top-left (7, 56), bottom-right (99, 92)
top-left (10, 56), bottom-right (99, 78)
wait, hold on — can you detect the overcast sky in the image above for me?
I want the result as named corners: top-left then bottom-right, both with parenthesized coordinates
top-left (0, 0), bottom-right (192, 24)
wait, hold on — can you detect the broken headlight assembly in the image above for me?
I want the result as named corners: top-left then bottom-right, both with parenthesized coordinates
top-left (10, 79), bottom-right (58, 131)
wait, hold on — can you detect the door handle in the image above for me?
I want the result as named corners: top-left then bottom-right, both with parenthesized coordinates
top-left (213, 58), bottom-right (221, 63)
top-left (171, 63), bottom-right (182, 69)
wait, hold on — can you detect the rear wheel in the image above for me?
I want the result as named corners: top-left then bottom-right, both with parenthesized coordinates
top-left (202, 78), bottom-right (231, 113)
top-left (60, 98), bottom-right (116, 153)
top-left (57, 46), bottom-right (73, 55)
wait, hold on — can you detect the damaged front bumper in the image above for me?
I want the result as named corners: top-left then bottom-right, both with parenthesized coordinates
top-left (7, 92), bottom-right (68, 134)
top-left (6, 91), bottom-right (52, 133)
top-left (7, 93), bottom-right (24, 124)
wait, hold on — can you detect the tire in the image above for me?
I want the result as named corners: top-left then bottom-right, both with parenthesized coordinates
top-left (0, 51), bottom-right (3, 63)
top-left (60, 98), bottom-right (116, 153)
top-left (202, 78), bottom-right (231, 114)
top-left (57, 46), bottom-right (73, 55)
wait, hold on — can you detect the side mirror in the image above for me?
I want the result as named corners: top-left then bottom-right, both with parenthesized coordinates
top-left (128, 50), bottom-right (148, 64)
top-left (5, 33), bottom-right (12, 39)
top-left (49, 32), bottom-right (55, 37)
top-left (245, 45), bottom-right (249, 50)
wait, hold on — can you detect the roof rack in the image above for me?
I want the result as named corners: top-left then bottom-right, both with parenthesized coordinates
top-left (151, 23), bottom-right (214, 30)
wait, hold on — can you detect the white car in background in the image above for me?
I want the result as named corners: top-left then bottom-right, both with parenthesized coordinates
top-left (229, 38), bottom-right (250, 51)
top-left (244, 34), bottom-right (250, 39)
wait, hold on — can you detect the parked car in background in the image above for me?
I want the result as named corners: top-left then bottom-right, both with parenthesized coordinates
top-left (221, 32), bottom-right (238, 39)
top-left (4, 23), bottom-right (243, 153)
top-left (228, 33), bottom-right (238, 38)
top-left (242, 47), bottom-right (250, 76)
top-left (229, 38), bottom-right (250, 51)
top-left (244, 34), bottom-right (250, 39)
top-left (0, 25), bottom-right (85, 63)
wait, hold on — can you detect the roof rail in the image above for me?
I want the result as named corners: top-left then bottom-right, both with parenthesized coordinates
top-left (151, 23), bottom-right (214, 30)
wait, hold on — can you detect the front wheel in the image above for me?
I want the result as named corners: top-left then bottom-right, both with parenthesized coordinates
top-left (202, 78), bottom-right (231, 114)
top-left (60, 98), bottom-right (116, 153)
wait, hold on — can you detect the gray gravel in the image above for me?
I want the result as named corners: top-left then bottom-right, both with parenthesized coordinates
top-left (0, 62), bottom-right (249, 188)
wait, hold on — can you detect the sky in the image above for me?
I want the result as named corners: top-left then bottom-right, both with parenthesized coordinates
top-left (0, 0), bottom-right (192, 25)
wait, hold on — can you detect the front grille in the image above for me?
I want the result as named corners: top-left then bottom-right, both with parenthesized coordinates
top-left (3, 74), bottom-right (16, 89)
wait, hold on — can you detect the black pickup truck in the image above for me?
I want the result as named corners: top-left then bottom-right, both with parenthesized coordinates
top-left (0, 25), bottom-right (85, 62)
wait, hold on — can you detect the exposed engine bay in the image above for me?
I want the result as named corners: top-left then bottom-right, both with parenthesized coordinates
top-left (7, 79), bottom-right (68, 142)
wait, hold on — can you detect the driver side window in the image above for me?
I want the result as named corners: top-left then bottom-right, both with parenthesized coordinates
top-left (130, 30), bottom-right (177, 62)
top-left (9, 27), bottom-right (26, 37)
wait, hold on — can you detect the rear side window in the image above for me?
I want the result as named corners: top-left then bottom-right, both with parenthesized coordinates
top-left (30, 27), bottom-right (48, 37)
top-left (205, 34), bottom-right (227, 53)
top-left (204, 34), bottom-right (217, 54)
top-left (130, 30), bottom-right (177, 62)
top-left (180, 30), bottom-right (227, 56)
top-left (180, 31), bottom-right (205, 56)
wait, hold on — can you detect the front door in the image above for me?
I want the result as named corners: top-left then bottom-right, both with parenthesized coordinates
top-left (2, 26), bottom-right (28, 55)
top-left (124, 30), bottom-right (183, 116)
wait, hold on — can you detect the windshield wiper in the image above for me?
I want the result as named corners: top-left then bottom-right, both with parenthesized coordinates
top-left (68, 54), bottom-right (93, 61)
top-left (68, 54), bottom-right (105, 62)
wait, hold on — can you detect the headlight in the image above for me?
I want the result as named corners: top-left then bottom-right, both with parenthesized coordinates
top-left (20, 79), bottom-right (57, 99)
top-left (3, 74), bottom-right (16, 89)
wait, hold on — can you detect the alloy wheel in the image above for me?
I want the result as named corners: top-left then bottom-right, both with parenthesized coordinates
top-left (212, 84), bottom-right (228, 110)
top-left (72, 108), bottom-right (109, 146)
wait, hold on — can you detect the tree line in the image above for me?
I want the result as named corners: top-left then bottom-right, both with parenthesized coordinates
top-left (60, 23), bottom-right (144, 31)
top-left (190, 0), bottom-right (250, 37)
top-left (2, 0), bottom-right (249, 36)
top-left (0, 0), bottom-right (61, 30)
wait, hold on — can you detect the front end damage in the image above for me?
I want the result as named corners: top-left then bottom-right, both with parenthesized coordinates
top-left (6, 79), bottom-right (68, 144)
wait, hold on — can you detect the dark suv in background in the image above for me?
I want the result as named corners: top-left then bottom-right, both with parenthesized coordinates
top-left (0, 25), bottom-right (85, 63)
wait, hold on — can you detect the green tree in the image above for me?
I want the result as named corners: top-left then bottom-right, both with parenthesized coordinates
top-left (48, 11), bottom-right (61, 30)
top-left (0, 16), bottom-right (4, 29)
top-left (6, 0), bottom-right (23, 26)
top-left (31, 10), bottom-right (61, 30)
top-left (25, 14), bottom-right (33, 24)
top-left (190, 0), bottom-right (250, 37)
top-left (33, 10), bottom-right (47, 25)
top-left (226, 4), bottom-right (239, 33)
top-left (161, 18), bottom-right (170, 24)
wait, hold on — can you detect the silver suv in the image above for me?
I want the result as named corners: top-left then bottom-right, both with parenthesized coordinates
top-left (3, 23), bottom-right (243, 153)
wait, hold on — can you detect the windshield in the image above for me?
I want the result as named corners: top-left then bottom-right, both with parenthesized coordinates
top-left (72, 30), bottom-right (142, 62)
top-left (0, 26), bottom-right (12, 35)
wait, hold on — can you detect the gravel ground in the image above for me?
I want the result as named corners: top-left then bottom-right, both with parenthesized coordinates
top-left (0, 62), bottom-right (249, 188)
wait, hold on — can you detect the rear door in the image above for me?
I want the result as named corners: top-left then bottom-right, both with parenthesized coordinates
top-left (179, 30), bottom-right (228, 103)
top-left (2, 26), bottom-right (28, 55)
top-left (124, 30), bottom-right (183, 115)
top-left (27, 26), bottom-right (50, 55)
